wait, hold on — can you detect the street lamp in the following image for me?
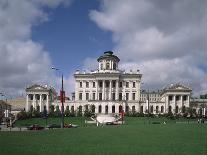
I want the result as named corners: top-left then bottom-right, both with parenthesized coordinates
top-left (141, 83), bottom-right (150, 115)
top-left (52, 67), bottom-right (65, 128)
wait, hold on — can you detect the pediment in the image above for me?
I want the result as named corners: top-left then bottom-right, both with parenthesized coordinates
top-left (166, 83), bottom-right (191, 91)
top-left (26, 84), bottom-right (48, 91)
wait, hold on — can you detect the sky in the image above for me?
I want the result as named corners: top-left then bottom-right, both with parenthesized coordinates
top-left (0, 0), bottom-right (207, 98)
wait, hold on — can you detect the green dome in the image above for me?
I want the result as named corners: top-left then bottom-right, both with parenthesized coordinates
top-left (97, 51), bottom-right (120, 62)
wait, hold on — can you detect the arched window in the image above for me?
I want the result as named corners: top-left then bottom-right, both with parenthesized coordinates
top-left (106, 62), bottom-right (110, 70)
top-left (100, 63), bottom-right (103, 70)
top-left (98, 105), bottom-right (102, 113)
top-left (112, 105), bottom-right (115, 113)
top-left (119, 105), bottom-right (123, 113)
top-left (105, 105), bottom-right (108, 114)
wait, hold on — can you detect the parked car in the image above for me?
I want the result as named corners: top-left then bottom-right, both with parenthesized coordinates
top-left (27, 124), bottom-right (44, 130)
top-left (47, 124), bottom-right (61, 129)
top-left (64, 124), bottom-right (78, 128)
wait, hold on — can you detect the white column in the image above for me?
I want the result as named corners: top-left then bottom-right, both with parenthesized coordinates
top-left (165, 95), bottom-right (169, 113)
top-left (180, 95), bottom-right (183, 113)
top-left (116, 80), bottom-right (119, 100)
top-left (39, 94), bottom-right (42, 112)
top-left (33, 94), bottom-right (35, 109)
top-left (173, 95), bottom-right (176, 114)
top-left (46, 94), bottom-right (49, 112)
top-left (96, 80), bottom-right (99, 100)
top-left (115, 104), bottom-right (119, 113)
top-left (109, 80), bottom-right (112, 100)
top-left (26, 94), bottom-right (29, 112)
top-left (102, 80), bottom-right (105, 100)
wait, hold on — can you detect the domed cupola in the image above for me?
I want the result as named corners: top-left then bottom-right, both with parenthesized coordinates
top-left (97, 51), bottom-right (120, 71)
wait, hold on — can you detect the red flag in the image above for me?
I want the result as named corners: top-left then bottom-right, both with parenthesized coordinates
top-left (60, 90), bottom-right (65, 103)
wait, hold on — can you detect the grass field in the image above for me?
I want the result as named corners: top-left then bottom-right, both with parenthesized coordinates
top-left (0, 117), bottom-right (207, 155)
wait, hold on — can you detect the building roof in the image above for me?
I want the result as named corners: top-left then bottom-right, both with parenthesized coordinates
top-left (7, 97), bottom-right (25, 110)
top-left (97, 51), bottom-right (120, 62)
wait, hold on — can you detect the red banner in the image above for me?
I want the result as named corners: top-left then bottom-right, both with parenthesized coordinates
top-left (60, 90), bottom-right (65, 103)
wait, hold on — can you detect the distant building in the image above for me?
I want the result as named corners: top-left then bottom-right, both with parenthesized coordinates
top-left (25, 51), bottom-right (195, 115)
top-left (0, 100), bottom-right (11, 122)
top-left (25, 84), bottom-right (57, 112)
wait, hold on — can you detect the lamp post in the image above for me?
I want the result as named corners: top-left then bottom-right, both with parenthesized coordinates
top-left (52, 67), bottom-right (64, 128)
top-left (141, 83), bottom-right (150, 115)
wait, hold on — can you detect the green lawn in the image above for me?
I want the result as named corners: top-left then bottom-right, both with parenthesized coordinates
top-left (0, 117), bottom-right (207, 155)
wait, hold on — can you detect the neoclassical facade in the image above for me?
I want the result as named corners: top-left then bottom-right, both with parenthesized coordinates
top-left (25, 84), bottom-right (57, 112)
top-left (25, 51), bottom-right (193, 114)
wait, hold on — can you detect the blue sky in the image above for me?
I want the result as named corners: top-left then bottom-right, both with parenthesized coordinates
top-left (1, 0), bottom-right (207, 97)
top-left (32, 0), bottom-right (113, 76)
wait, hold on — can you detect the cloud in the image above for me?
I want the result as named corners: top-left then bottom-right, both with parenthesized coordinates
top-left (89, 0), bottom-right (207, 95)
top-left (0, 0), bottom-right (72, 97)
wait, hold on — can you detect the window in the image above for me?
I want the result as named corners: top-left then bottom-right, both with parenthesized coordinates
top-left (183, 95), bottom-right (187, 101)
top-left (112, 81), bottom-right (116, 87)
top-left (106, 62), bottom-right (110, 70)
top-left (150, 106), bottom-right (153, 113)
top-left (86, 82), bottom-right (89, 88)
top-left (80, 82), bottom-right (82, 88)
top-left (119, 93), bottom-right (122, 100)
top-left (99, 81), bottom-right (103, 88)
top-left (132, 106), bottom-right (135, 112)
top-left (113, 63), bottom-right (116, 70)
top-left (92, 105), bottom-right (95, 113)
top-left (140, 106), bottom-right (143, 113)
top-left (175, 106), bottom-right (179, 113)
top-left (93, 82), bottom-right (96, 88)
top-left (125, 106), bottom-right (129, 112)
top-left (132, 93), bottom-right (136, 100)
top-left (105, 81), bottom-right (109, 87)
top-left (79, 93), bottom-right (82, 100)
top-left (126, 82), bottom-right (129, 88)
top-left (99, 93), bottom-right (102, 100)
top-left (92, 93), bottom-right (96, 100)
top-left (161, 106), bottom-right (164, 113)
top-left (169, 106), bottom-right (172, 113)
top-left (133, 82), bottom-right (136, 88)
top-left (126, 93), bottom-right (129, 100)
top-left (100, 63), bottom-right (103, 70)
top-left (156, 106), bottom-right (159, 113)
top-left (112, 93), bottom-right (116, 101)
top-left (176, 96), bottom-right (180, 101)
top-left (112, 105), bottom-right (115, 113)
top-left (119, 82), bottom-right (122, 88)
top-left (105, 105), bottom-right (108, 114)
top-left (86, 93), bottom-right (89, 100)
top-left (98, 105), bottom-right (102, 113)
top-left (119, 105), bottom-right (123, 113)
top-left (169, 95), bottom-right (173, 101)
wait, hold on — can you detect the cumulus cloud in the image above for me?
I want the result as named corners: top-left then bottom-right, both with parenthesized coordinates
top-left (0, 0), bottom-right (72, 97)
top-left (89, 0), bottom-right (207, 95)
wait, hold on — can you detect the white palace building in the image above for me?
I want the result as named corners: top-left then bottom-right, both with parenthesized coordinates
top-left (26, 51), bottom-right (193, 115)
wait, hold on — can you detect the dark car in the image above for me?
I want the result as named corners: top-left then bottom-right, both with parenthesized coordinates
top-left (64, 124), bottom-right (78, 128)
top-left (27, 124), bottom-right (44, 130)
top-left (47, 124), bottom-right (61, 129)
